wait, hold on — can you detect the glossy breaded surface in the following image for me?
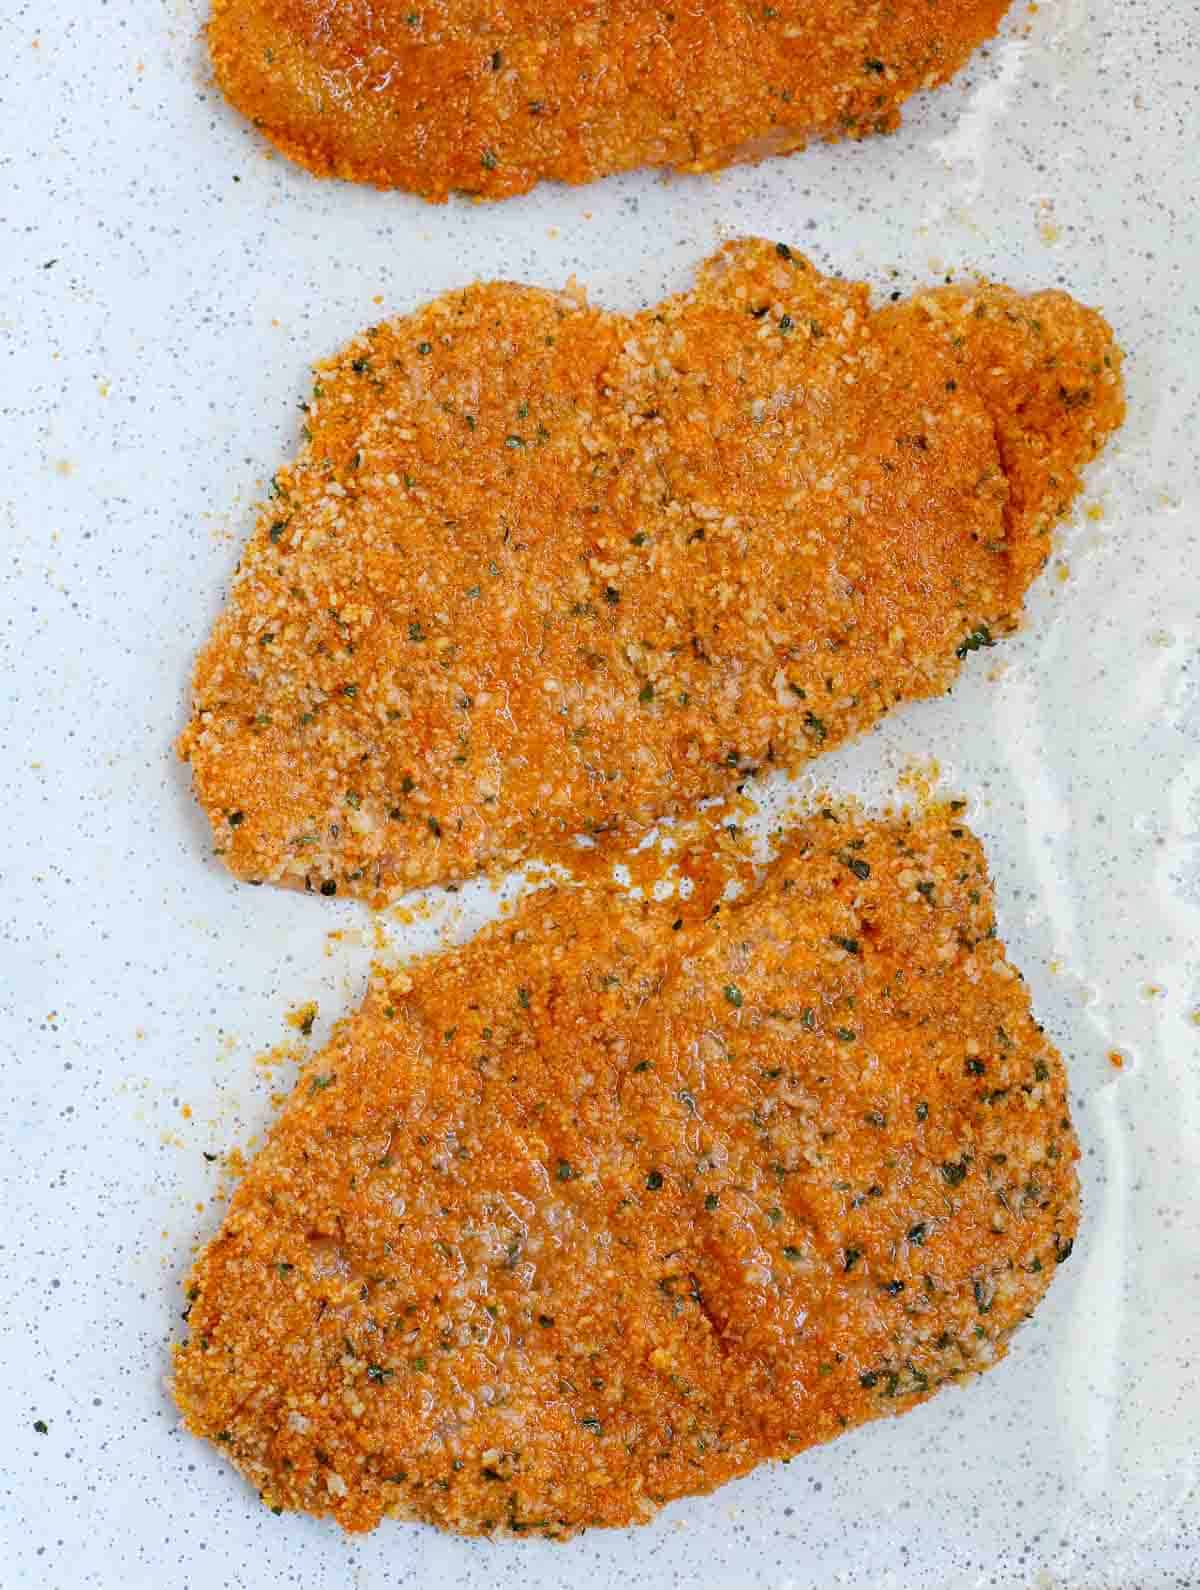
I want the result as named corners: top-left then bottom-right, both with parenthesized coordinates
top-left (207, 0), bottom-right (1012, 200)
top-left (174, 808), bottom-right (1080, 1537)
top-left (179, 242), bottom-right (1124, 902)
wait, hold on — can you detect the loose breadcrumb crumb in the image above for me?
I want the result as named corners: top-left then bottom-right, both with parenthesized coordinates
top-left (207, 0), bottom-right (1013, 200)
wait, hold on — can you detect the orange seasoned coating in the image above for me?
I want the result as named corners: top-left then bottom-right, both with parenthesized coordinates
top-left (178, 241), bottom-right (1124, 902)
top-left (173, 807), bottom-right (1080, 1537)
top-left (206, 0), bottom-right (1013, 200)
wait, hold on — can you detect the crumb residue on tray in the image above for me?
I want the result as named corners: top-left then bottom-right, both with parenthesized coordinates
top-left (254, 1039), bottom-right (305, 1072)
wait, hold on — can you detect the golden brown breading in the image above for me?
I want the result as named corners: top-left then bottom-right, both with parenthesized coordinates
top-left (207, 0), bottom-right (1013, 200)
top-left (179, 241), bottom-right (1123, 903)
top-left (173, 807), bottom-right (1080, 1537)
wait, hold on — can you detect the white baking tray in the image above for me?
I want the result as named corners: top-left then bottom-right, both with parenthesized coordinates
top-left (2, 1), bottom-right (1198, 1585)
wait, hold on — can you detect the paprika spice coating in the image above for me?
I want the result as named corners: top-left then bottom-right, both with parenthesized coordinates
top-left (206, 0), bottom-right (1013, 200)
top-left (178, 240), bottom-right (1124, 902)
top-left (173, 806), bottom-right (1080, 1537)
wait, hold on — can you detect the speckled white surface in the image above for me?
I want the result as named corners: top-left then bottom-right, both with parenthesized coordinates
top-left (2, 1), bottom-right (1199, 1585)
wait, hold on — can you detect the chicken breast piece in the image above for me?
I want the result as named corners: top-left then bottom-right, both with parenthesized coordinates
top-left (173, 806), bottom-right (1080, 1537)
top-left (207, 0), bottom-right (1013, 200)
top-left (178, 240), bottom-right (1124, 901)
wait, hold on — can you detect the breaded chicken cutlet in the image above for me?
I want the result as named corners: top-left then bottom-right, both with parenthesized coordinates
top-left (179, 241), bottom-right (1124, 902)
top-left (174, 806), bottom-right (1080, 1537)
top-left (207, 0), bottom-right (1013, 200)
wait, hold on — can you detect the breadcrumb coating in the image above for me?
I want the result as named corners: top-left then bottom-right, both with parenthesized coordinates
top-left (179, 240), bottom-right (1124, 902)
top-left (174, 806), bottom-right (1080, 1537)
top-left (207, 0), bottom-right (1013, 200)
